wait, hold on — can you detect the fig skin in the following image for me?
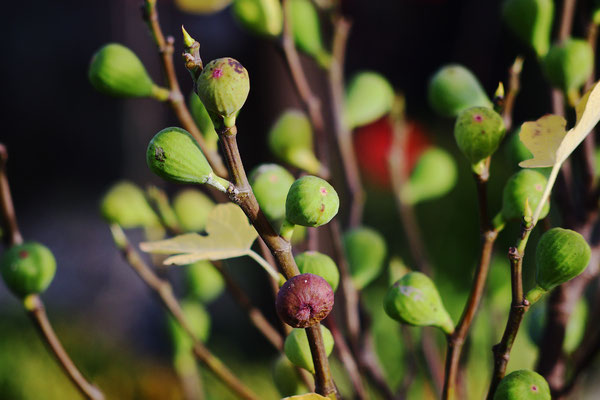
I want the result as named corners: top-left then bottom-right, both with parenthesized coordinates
top-left (1, 242), bottom-right (57, 298)
top-left (249, 164), bottom-right (295, 222)
top-left (493, 369), bottom-right (550, 400)
top-left (285, 176), bottom-right (339, 227)
top-left (501, 170), bottom-right (550, 222)
top-left (284, 326), bottom-right (334, 373)
top-left (100, 181), bottom-right (159, 228)
top-left (454, 106), bottom-right (506, 165)
top-left (295, 251), bottom-right (340, 292)
top-left (276, 273), bottom-right (334, 328)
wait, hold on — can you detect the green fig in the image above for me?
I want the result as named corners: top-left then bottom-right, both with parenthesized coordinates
top-left (428, 64), bottom-right (492, 117)
top-left (195, 57), bottom-right (250, 127)
top-left (268, 110), bottom-right (321, 174)
top-left (185, 260), bottom-right (225, 303)
top-left (493, 369), bottom-right (550, 400)
top-left (272, 354), bottom-right (305, 397)
top-left (167, 299), bottom-right (211, 358)
top-left (188, 92), bottom-right (220, 151)
top-left (594, 1), bottom-right (600, 25)
top-left (284, 326), bottom-right (334, 373)
top-left (147, 127), bottom-right (230, 191)
top-left (232, 0), bottom-right (283, 37)
top-left (249, 164), bottom-right (295, 222)
top-left (543, 38), bottom-right (594, 94)
top-left (526, 228), bottom-right (591, 303)
top-left (172, 189), bottom-right (216, 232)
top-left (175, 0), bottom-right (233, 14)
top-left (100, 181), bottom-right (160, 228)
top-left (89, 43), bottom-right (167, 99)
top-left (285, 176), bottom-right (339, 227)
top-left (384, 272), bottom-right (454, 335)
top-left (502, 0), bottom-right (554, 57)
top-left (401, 147), bottom-right (457, 205)
top-left (295, 251), bottom-right (339, 292)
top-left (344, 72), bottom-right (395, 129)
top-left (454, 107), bottom-right (505, 168)
top-left (343, 227), bottom-right (387, 289)
top-left (289, 0), bottom-right (330, 67)
top-left (501, 170), bottom-right (550, 222)
top-left (1, 242), bottom-right (56, 298)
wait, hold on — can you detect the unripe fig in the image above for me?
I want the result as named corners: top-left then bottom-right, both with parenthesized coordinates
top-left (272, 354), bottom-right (305, 397)
top-left (268, 110), bottom-right (321, 174)
top-left (493, 369), bottom-right (550, 400)
top-left (289, 0), bottom-right (330, 67)
top-left (175, 0), bottom-right (233, 14)
top-left (1, 242), bottom-right (56, 298)
top-left (344, 72), bottom-right (395, 130)
top-left (543, 38), bottom-right (594, 93)
top-left (188, 92), bottom-right (219, 151)
top-left (502, 0), bottom-right (554, 57)
top-left (249, 164), bottom-right (295, 222)
top-left (384, 272), bottom-right (454, 335)
top-left (89, 43), bottom-right (163, 99)
top-left (428, 64), bottom-right (492, 117)
top-left (100, 181), bottom-right (159, 228)
top-left (285, 176), bottom-right (339, 227)
top-left (233, 0), bottom-right (283, 37)
top-left (402, 147), bottom-right (457, 205)
top-left (343, 227), bottom-right (387, 289)
top-left (295, 251), bottom-right (339, 292)
top-left (172, 189), bottom-right (216, 232)
top-left (167, 299), bottom-right (211, 357)
top-left (284, 326), bottom-right (334, 373)
top-left (527, 228), bottom-right (591, 303)
top-left (195, 57), bottom-right (250, 127)
top-left (276, 273), bottom-right (334, 328)
top-left (501, 170), bottom-right (549, 222)
top-left (454, 107), bottom-right (506, 166)
top-left (147, 127), bottom-right (229, 191)
top-left (185, 260), bottom-right (225, 303)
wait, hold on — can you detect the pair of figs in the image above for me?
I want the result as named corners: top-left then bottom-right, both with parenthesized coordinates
top-left (0, 242), bottom-right (56, 299)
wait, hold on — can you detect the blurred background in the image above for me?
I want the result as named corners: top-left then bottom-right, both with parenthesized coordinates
top-left (1, 0), bottom-right (599, 399)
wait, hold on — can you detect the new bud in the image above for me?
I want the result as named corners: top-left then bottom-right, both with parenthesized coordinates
top-left (295, 251), bottom-right (340, 292)
top-left (543, 38), bottom-right (594, 93)
top-left (344, 71), bottom-right (395, 130)
top-left (343, 227), bottom-right (387, 289)
top-left (233, 0), bottom-right (283, 37)
top-left (454, 107), bottom-right (506, 168)
top-left (276, 273), bottom-right (334, 328)
top-left (285, 176), bottom-right (339, 227)
top-left (173, 189), bottom-right (216, 232)
top-left (249, 164), bottom-right (295, 222)
top-left (401, 147), bottom-right (457, 205)
top-left (493, 369), bottom-right (550, 400)
top-left (501, 170), bottom-right (550, 222)
top-left (1, 242), bottom-right (56, 298)
top-left (284, 326), bottom-right (334, 373)
top-left (100, 181), bottom-right (160, 228)
top-left (502, 0), bottom-right (554, 57)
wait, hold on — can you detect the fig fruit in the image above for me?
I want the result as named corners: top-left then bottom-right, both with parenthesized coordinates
top-left (272, 354), bottom-right (305, 397)
top-left (232, 0), bottom-right (283, 37)
top-left (185, 260), bottom-right (225, 303)
top-left (401, 147), bottom-right (457, 205)
top-left (501, 170), bottom-right (549, 222)
top-left (344, 71), bottom-right (395, 130)
top-left (188, 92), bottom-right (219, 151)
top-left (493, 369), bottom-right (550, 400)
top-left (295, 251), bottom-right (339, 292)
top-left (502, 0), bottom-right (554, 56)
top-left (289, 0), bottom-right (330, 67)
top-left (172, 189), bottom-right (216, 232)
top-left (285, 176), bottom-right (339, 227)
top-left (543, 38), bottom-right (594, 94)
top-left (175, 0), bottom-right (233, 14)
top-left (276, 273), bottom-right (334, 328)
top-left (343, 227), bottom-right (387, 289)
top-left (249, 164), bottom-right (295, 222)
top-left (1, 242), bottom-right (56, 298)
top-left (100, 181), bottom-right (159, 228)
top-left (454, 107), bottom-right (505, 167)
top-left (167, 299), bottom-right (211, 358)
top-left (284, 326), bottom-right (334, 373)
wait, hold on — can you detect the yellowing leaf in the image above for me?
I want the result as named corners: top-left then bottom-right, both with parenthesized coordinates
top-left (281, 394), bottom-right (330, 400)
top-left (140, 203), bottom-right (257, 265)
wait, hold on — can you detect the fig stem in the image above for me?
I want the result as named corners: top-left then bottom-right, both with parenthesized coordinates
top-left (0, 144), bottom-right (23, 246)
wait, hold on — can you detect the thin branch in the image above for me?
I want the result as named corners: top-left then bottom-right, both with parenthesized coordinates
top-left (0, 144), bottom-right (23, 246)
top-left (501, 56), bottom-right (524, 132)
top-left (557, 0), bottom-right (577, 43)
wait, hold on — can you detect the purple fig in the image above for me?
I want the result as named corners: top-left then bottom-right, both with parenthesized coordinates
top-left (276, 273), bottom-right (334, 328)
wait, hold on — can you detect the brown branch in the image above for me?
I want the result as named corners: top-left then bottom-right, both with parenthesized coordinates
top-left (0, 144), bottom-right (23, 246)
top-left (502, 56), bottom-right (524, 132)
top-left (557, 0), bottom-right (577, 43)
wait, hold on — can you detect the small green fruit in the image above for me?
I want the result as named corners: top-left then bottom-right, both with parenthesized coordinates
top-left (502, 0), bottom-right (554, 57)
top-left (401, 147), bottom-right (457, 205)
top-left (249, 164), bottom-right (295, 222)
top-left (343, 227), bottom-right (387, 289)
top-left (195, 57), bottom-right (250, 126)
top-left (344, 72), bottom-right (395, 130)
top-left (100, 181), bottom-right (159, 228)
top-left (285, 176), bottom-right (339, 227)
top-left (493, 369), bottom-right (550, 400)
top-left (185, 260), bottom-right (225, 303)
top-left (384, 272), bottom-right (454, 335)
top-left (232, 0), bottom-right (283, 37)
top-left (290, 0), bottom-right (330, 67)
top-left (284, 326), bottom-right (334, 373)
top-left (428, 64), bottom-right (492, 117)
top-left (175, 0), bottom-right (233, 14)
top-left (268, 110), bottom-right (321, 174)
top-left (454, 107), bottom-right (505, 166)
top-left (188, 92), bottom-right (220, 151)
top-left (1, 242), bottom-right (57, 298)
top-left (295, 251), bottom-right (339, 292)
top-left (272, 354), bottom-right (305, 397)
top-left (543, 38), bottom-right (594, 93)
top-left (501, 170), bottom-right (550, 222)
top-left (172, 189), bottom-right (216, 232)
top-left (89, 43), bottom-right (161, 99)
top-left (167, 299), bottom-right (211, 357)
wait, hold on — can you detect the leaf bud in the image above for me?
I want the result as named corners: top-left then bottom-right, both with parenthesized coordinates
top-left (249, 164), bottom-right (295, 222)
top-left (285, 176), bottom-right (339, 227)
top-left (493, 369), bottom-right (550, 400)
top-left (1, 242), bottom-right (56, 298)
top-left (284, 326), bottom-right (334, 373)
top-left (343, 227), bottom-right (387, 289)
top-left (276, 273), bottom-right (334, 328)
top-left (295, 251), bottom-right (339, 292)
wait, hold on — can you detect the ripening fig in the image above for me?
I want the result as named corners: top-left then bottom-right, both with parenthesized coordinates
top-left (167, 299), bottom-right (211, 358)
top-left (343, 227), bottom-right (387, 289)
top-left (401, 147), bottom-right (457, 205)
top-left (543, 38), bottom-right (594, 94)
top-left (175, 0), bottom-right (233, 14)
top-left (454, 107), bottom-right (506, 168)
top-left (285, 176), bottom-right (339, 227)
top-left (89, 43), bottom-right (167, 99)
top-left (188, 92), bottom-right (219, 151)
top-left (295, 251), bottom-right (340, 292)
top-left (100, 181), bottom-right (160, 228)
top-left (289, 0), bottom-right (330, 68)
top-left (284, 326), bottom-right (334, 373)
top-left (272, 354), bottom-right (305, 397)
top-left (249, 164), bottom-right (295, 222)
top-left (232, 0), bottom-right (283, 37)
top-left (384, 272), bottom-right (454, 335)
top-left (493, 369), bottom-right (550, 400)
top-left (268, 110), bottom-right (321, 174)
top-left (185, 260), bottom-right (225, 303)
top-left (276, 273), bottom-right (334, 328)
top-left (172, 189), bottom-right (216, 232)
top-left (1, 242), bottom-right (57, 298)
top-left (502, 0), bottom-right (554, 57)
top-left (501, 170), bottom-right (550, 222)
top-left (147, 127), bottom-right (230, 191)
top-left (195, 57), bottom-right (250, 127)
top-left (526, 228), bottom-right (591, 303)
top-left (428, 64), bottom-right (492, 117)
top-left (344, 72), bottom-right (395, 130)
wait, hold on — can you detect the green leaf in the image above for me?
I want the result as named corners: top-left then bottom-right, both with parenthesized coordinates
top-left (140, 203), bottom-right (257, 264)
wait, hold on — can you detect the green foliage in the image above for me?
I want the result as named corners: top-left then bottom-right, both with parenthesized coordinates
top-left (344, 71), bottom-right (395, 129)
top-left (295, 251), bottom-right (339, 292)
top-left (0, 242), bottom-right (56, 298)
top-left (493, 369), bottom-right (550, 400)
top-left (285, 176), bottom-right (339, 227)
top-left (401, 147), bottom-right (458, 205)
top-left (100, 181), bottom-right (159, 228)
top-left (249, 164), bottom-right (295, 222)
top-left (284, 326), bottom-right (334, 373)
top-left (502, 0), bottom-right (554, 56)
top-left (343, 227), bottom-right (387, 289)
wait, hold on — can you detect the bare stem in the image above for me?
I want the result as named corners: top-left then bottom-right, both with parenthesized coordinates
top-left (557, 0), bottom-right (577, 43)
top-left (502, 56), bottom-right (524, 132)
top-left (0, 144), bottom-right (23, 246)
